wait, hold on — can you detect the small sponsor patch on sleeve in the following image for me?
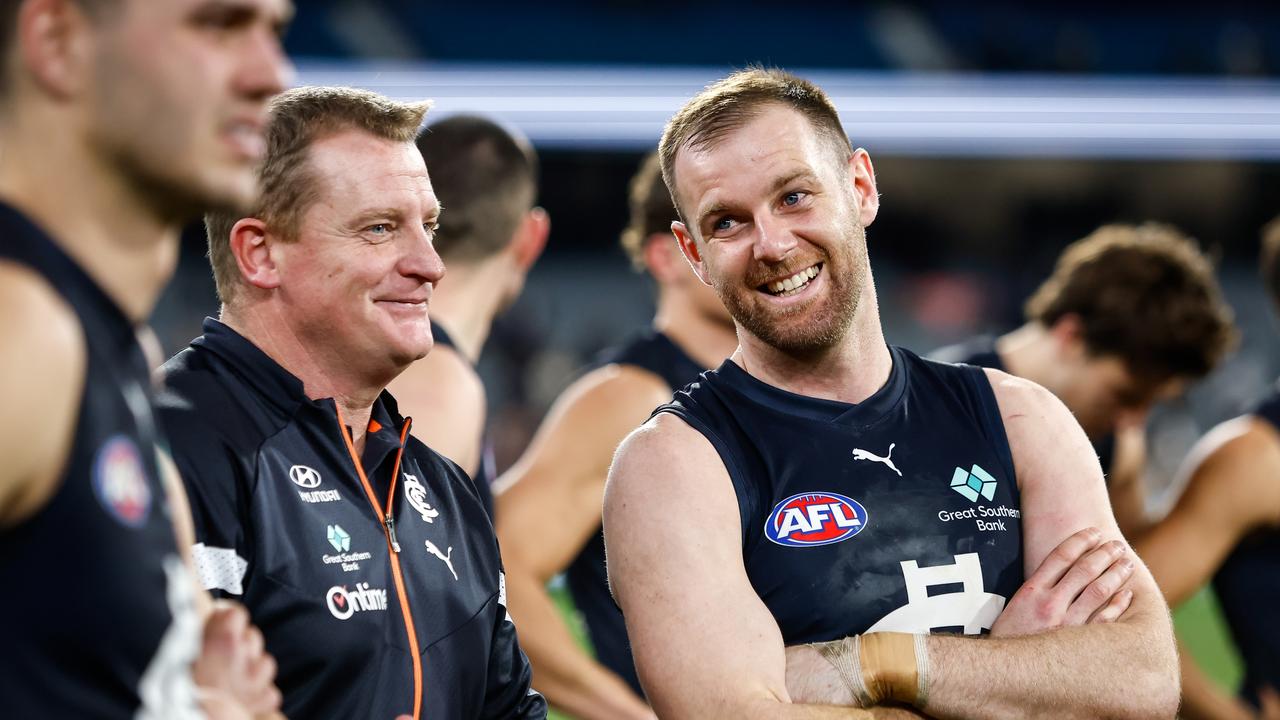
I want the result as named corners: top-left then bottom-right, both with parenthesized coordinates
top-left (191, 543), bottom-right (248, 595)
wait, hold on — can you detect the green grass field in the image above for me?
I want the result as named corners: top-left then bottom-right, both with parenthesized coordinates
top-left (541, 583), bottom-right (1243, 719)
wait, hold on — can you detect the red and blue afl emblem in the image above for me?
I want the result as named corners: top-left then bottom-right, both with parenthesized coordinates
top-left (92, 435), bottom-right (152, 528)
top-left (765, 491), bottom-right (867, 547)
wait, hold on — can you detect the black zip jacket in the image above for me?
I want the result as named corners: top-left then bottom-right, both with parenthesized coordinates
top-left (156, 318), bottom-right (546, 720)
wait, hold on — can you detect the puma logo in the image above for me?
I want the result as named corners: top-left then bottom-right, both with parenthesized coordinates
top-left (852, 443), bottom-right (902, 477)
top-left (424, 540), bottom-right (458, 581)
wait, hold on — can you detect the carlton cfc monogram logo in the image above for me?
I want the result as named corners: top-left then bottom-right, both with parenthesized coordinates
top-left (765, 492), bottom-right (868, 547)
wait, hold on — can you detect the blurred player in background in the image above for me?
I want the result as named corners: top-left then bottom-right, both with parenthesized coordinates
top-left (1136, 217), bottom-right (1280, 720)
top-left (495, 151), bottom-right (737, 719)
top-left (605, 68), bottom-right (1177, 719)
top-left (933, 223), bottom-right (1237, 538)
top-left (388, 114), bottom-right (549, 518)
top-left (0, 0), bottom-right (291, 716)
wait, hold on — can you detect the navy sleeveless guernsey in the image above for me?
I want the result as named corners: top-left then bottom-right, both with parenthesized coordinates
top-left (431, 320), bottom-right (499, 519)
top-left (658, 346), bottom-right (1024, 641)
top-left (566, 331), bottom-right (704, 695)
top-left (0, 202), bottom-right (201, 717)
top-left (932, 335), bottom-right (1116, 483)
top-left (1212, 383), bottom-right (1280, 708)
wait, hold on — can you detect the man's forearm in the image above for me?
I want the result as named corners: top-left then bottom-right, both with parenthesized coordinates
top-left (925, 611), bottom-right (1178, 720)
top-left (503, 570), bottom-right (652, 720)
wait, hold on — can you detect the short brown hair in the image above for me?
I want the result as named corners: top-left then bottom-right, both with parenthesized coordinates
top-left (658, 67), bottom-right (853, 223)
top-left (415, 114), bottom-right (537, 263)
top-left (619, 151), bottom-right (676, 271)
top-left (205, 86), bottom-right (429, 305)
top-left (1262, 215), bottom-right (1280, 311)
top-left (1025, 223), bottom-right (1237, 381)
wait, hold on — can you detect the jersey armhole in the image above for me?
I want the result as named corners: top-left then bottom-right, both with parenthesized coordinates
top-left (959, 366), bottom-right (1018, 493)
top-left (653, 406), bottom-right (758, 548)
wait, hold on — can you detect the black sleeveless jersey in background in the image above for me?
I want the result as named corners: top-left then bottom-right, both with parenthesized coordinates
top-left (1212, 382), bottom-right (1280, 709)
top-left (931, 335), bottom-right (1116, 481)
top-left (431, 321), bottom-right (499, 520)
top-left (658, 346), bottom-right (1024, 642)
top-left (565, 331), bottom-right (705, 696)
top-left (0, 202), bottom-right (201, 718)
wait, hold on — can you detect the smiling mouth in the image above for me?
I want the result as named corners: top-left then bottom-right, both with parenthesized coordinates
top-left (760, 263), bottom-right (822, 297)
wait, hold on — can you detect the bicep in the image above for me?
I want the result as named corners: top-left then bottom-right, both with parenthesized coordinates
top-left (496, 367), bottom-right (672, 578)
top-left (0, 267), bottom-right (85, 526)
top-left (604, 417), bottom-right (790, 719)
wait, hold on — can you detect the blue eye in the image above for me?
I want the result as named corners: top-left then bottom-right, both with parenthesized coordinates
top-left (369, 224), bottom-right (390, 234)
top-left (783, 192), bottom-right (803, 206)
top-left (714, 218), bottom-right (733, 231)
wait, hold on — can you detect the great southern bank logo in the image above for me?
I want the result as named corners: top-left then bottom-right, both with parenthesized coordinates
top-left (951, 464), bottom-right (997, 502)
top-left (765, 492), bottom-right (868, 547)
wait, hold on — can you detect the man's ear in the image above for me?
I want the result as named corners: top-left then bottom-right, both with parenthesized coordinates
top-left (847, 148), bottom-right (880, 227)
top-left (17, 0), bottom-right (95, 99)
top-left (1048, 313), bottom-right (1088, 358)
top-left (510, 206), bottom-right (550, 271)
top-left (229, 218), bottom-right (281, 291)
top-left (671, 221), bottom-right (712, 286)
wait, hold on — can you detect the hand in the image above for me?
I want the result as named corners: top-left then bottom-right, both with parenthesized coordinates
top-left (991, 527), bottom-right (1135, 637)
top-left (784, 642), bottom-right (860, 707)
top-left (193, 601), bottom-right (282, 717)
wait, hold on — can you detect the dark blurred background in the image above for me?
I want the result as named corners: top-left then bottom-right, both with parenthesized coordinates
top-left (152, 6), bottom-right (1280, 685)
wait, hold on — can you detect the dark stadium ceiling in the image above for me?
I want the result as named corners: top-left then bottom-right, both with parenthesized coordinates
top-left (297, 61), bottom-right (1280, 160)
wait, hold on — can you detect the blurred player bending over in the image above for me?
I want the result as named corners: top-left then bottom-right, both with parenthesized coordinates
top-left (0, 0), bottom-right (291, 717)
top-left (1137, 217), bottom-right (1280, 720)
top-left (495, 151), bottom-right (737, 719)
top-left (933, 223), bottom-right (1236, 538)
top-left (605, 68), bottom-right (1179, 719)
top-left (388, 115), bottom-right (549, 517)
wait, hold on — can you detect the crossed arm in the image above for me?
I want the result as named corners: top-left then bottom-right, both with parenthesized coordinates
top-left (603, 369), bottom-right (1178, 720)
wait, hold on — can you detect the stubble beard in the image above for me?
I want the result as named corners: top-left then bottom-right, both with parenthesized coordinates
top-left (717, 223), bottom-right (868, 358)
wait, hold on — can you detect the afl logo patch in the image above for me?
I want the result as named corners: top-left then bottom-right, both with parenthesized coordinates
top-left (765, 492), bottom-right (867, 547)
top-left (92, 435), bottom-right (152, 528)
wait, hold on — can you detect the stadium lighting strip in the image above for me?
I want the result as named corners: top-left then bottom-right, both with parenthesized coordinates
top-left (296, 61), bottom-right (1280, 159)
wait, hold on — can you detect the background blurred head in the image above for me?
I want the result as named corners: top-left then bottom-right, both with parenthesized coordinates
top-left (620, 151), bottom-right (733, 327)
top-left (207, 86), bottom-right (441, 385)
top-left (0, 0), bottom-right (293, 219)
top-left (417, 114), bottom-right (549, 312)
top-left (1024, 222), bottom-right (1238, 437)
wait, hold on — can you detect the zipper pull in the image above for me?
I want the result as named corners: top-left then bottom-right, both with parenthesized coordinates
top-left (384, 514), bottom-right (401, 553)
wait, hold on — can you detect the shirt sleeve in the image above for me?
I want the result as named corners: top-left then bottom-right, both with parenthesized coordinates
top-left (481, 568), bottom-right (548, 719)
top-left (160, 405), bottom-right (253, 598)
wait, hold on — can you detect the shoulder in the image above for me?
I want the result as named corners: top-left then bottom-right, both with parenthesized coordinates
top-left (606, 412), bottom-right (725, 504)
top-left (564, 362), bottom-right (674, 415)
top-left (1180, 414), bottom-right (1280, 524)
top-left (0, 262), bottom-right (86, 522)
top-left (389, 345), bottom-right (485, 415)
top-left (982, 367), bottom-right (1099, 479)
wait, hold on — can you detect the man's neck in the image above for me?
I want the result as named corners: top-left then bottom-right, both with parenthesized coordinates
top-left (0, 114), bottom-right (179, 323)
top-left (222, 307), bottom-right (385, 455)
top-left (428, 258), bottom-right (507, 363)
top-left (733, 274), bottom-right (892, 406)
top-left (653, 293), bottom-right (740, 371)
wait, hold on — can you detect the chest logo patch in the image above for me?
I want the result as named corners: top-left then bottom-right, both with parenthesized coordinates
top-left (289, 464), bottom-right (322, 489)
top-left (93, 435), bottom-right (152, 528)
top-left (765, 492), bottom-right (868, 547)
top-left (851, 443), bottom-right (902, 476)
top-left (403, 473), bottom-right (440, 524)
top-left (951, 464), bottom-right (997, 502)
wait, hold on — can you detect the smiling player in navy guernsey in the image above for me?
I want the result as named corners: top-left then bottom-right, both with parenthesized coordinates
top-left (604, 69), bottom-right (1179, 719)
top-left (0, 0), bottom-right (292, 718)
top-left (158, 87), bottom-right (545, 720)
